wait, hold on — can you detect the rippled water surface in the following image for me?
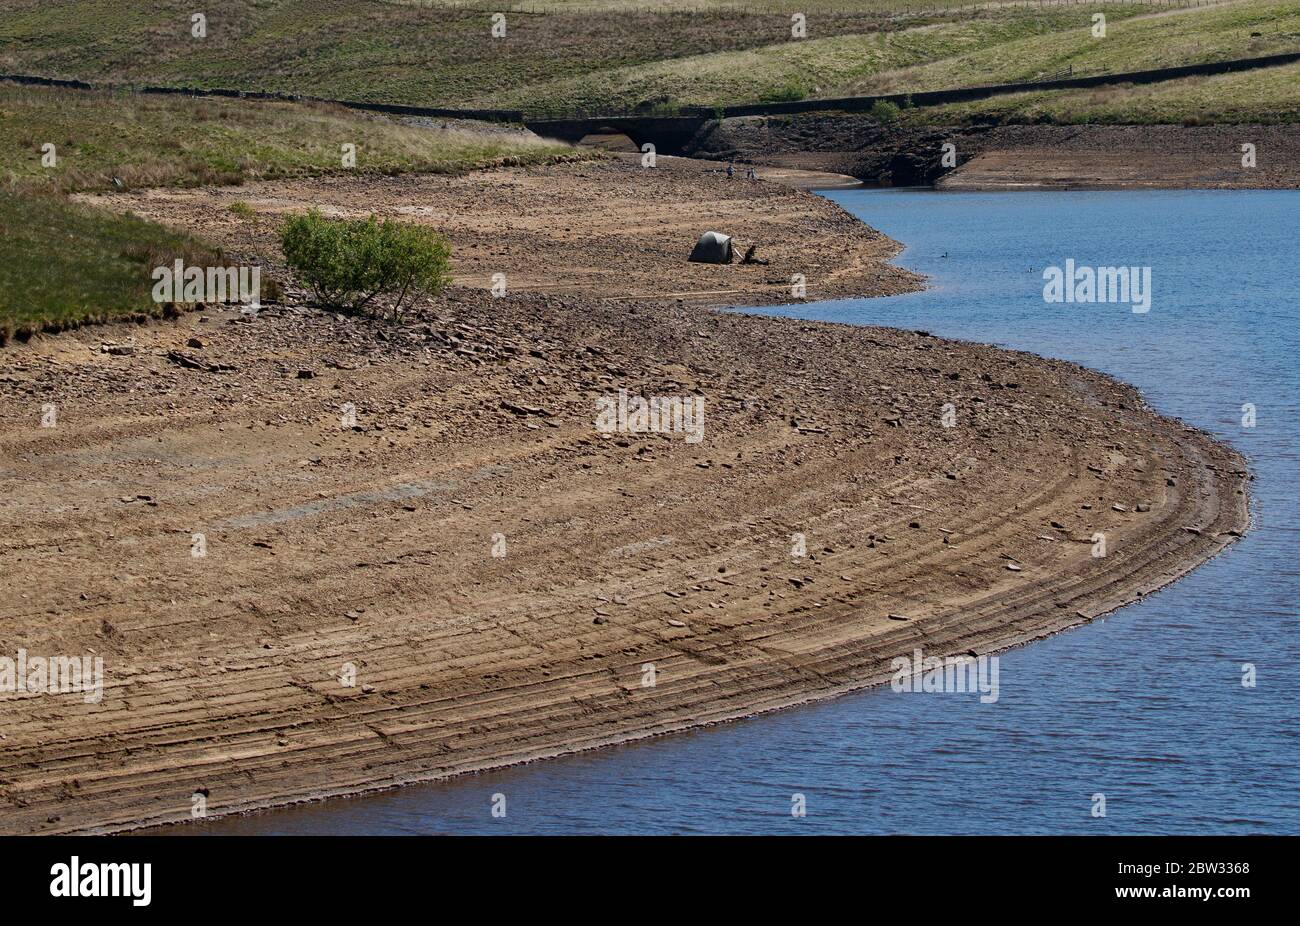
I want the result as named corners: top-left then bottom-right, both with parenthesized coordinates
top-left (191, 190), bottom-right (1299, 835)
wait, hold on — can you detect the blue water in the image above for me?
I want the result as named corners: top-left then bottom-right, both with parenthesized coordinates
top-left (192, 190), bottom-right (1300, 835)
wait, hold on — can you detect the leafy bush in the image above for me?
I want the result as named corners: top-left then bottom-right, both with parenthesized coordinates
top-left (281, 210), bottom-right (451, 318)
top-left (870, 99), bottom-right (901, 123)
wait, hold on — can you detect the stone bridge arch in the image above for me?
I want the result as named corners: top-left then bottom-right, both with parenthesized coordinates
top-left (523, 116), bottom-right (708, 157)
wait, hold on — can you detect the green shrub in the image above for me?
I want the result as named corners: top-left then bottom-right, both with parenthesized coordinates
top-left (281, 210), bottom-right (451, 318)
top-left (869, 99), bottom-right (901, 123)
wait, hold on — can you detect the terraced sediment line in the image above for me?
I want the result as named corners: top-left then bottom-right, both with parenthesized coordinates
top-left (0, 163), bottom-right (1248, 834)
top-left (0, 305), bottom-right (1248, 834)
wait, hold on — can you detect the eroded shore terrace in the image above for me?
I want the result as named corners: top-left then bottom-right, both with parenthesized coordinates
top-left (0, 157), bottom-right (1248, 832)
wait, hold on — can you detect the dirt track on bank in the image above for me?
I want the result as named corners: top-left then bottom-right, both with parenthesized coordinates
top-left (0, 157), bottom-right (1248, 833)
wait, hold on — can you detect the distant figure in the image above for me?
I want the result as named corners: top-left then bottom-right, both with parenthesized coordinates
top-left (746, 166), bottom-right (756, 180)
top-left (726, 162), bottom-right (735, 179)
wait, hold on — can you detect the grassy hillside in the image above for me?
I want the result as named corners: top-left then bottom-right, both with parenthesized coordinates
top-left (910, 58), bottom-right (1300, 124)
top-left (0, 83), bottom-right (586, 337)
top-left (845, 0), bottom-right (1300, 94)
top-left (0, 83), bottom-right (583, 192)
top-left (0, 192), bottom-right (222, 340)
top-left (485, 9), bottom-right (1142, 112)
top-left (0, 0), bottom-right (887, 105)
top-left (1, 0), bottom-right (1265, 116)
top-left (384, 0), bottom-right (1195, 12)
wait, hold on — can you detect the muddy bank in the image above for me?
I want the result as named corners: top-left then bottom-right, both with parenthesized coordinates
top-left (0, 157), bottom-right (1248, 833)
top-left (689, 115), bottom-right (1300, 189)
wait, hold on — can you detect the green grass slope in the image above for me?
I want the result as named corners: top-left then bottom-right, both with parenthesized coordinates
top-left (0, 191), bottom-right (220, 339)
top-left (0, 83), bottom-right (583, 192)
top-left (2, 0), bottom-right (1264, 116)
top-left (910, 58), bottom-right (1300, 124)
top-left (486, 9), bottom-right (1137, 112)
top-left (844, 0), bottom-right (1300, 95)
top-left (0, 82), bottom-right (587, 337)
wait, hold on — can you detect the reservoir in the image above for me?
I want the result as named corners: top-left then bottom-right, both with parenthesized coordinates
top-left (185, 189), bottom-right (1300, 835)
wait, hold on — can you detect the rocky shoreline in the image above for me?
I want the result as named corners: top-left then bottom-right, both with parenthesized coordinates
top-left (687, 116), bottom-right (1300, 189)
top-left (0, 157), bottom-right (1249, 832)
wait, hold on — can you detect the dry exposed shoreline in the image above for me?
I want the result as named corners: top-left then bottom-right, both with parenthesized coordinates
top-left (0, 157), bottom-right (1249, 833)
top-left (688, 118), bottom-right (1300, 190)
